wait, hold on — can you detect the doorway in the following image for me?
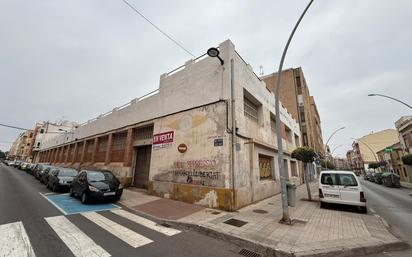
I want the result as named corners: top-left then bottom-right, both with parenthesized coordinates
top-left (133, 145), bottom-right (152, 189)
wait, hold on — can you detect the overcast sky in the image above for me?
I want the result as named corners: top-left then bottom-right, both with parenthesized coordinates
top-left (1, 0), bottom-right (411, 157)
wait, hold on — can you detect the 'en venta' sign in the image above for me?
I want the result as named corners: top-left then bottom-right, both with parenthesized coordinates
top-left (153, 131), bottom-right (174, 150)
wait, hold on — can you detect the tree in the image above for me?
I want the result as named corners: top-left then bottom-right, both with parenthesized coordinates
top-left (0, 150), bottom-right (6, 159)
top-left (368, 162), bottom-right (379, 171)
top-left (402, 154), bottom-right (412, 166)
top-left (292, 147), bottom-right (316, 200)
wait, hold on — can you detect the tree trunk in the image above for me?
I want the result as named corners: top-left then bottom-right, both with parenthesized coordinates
top-left (304, 162), bottom-right (312, 200)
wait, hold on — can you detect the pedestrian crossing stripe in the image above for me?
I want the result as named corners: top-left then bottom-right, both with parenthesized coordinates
top-left (81, 212), bottom-right (153, 248)
top-left (45, 216), bottom-right (110, 257)
top-left (111, 209), bottom-right (181, 236)
top-left (0, 221), bottom-right (36, 257)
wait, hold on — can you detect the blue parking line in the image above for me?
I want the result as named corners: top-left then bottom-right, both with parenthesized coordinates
top-left (42, 193), bottom-right (120, 215)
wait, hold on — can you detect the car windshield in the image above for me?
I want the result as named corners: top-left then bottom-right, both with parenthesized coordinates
top-left (87, 171), bottom-right (115, 182)
top-left (59, 169), bottom-right (77, 177)
top-left (321, 173), bottom-right (358, 187)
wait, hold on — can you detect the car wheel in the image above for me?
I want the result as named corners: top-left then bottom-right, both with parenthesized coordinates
top-left (360, 207), bottom-right (367, 214)
top-left (320, 202), bottom-right (326, 209)
top-left (46, 183), bottom-right (50, 189)
top-left (69, 187), bottom-right (74, 197)
top-left (81, 192), bottom-right (88, 204)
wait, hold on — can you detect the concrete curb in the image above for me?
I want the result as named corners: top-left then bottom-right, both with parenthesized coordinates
top-left (118, 203), bottom-right (409, 257)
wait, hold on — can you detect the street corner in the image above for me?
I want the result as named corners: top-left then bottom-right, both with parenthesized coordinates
top-left (41, 192), bottom-right (120, 215)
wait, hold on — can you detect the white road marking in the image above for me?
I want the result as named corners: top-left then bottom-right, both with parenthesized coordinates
top-left (369, 207), bottom-right (376, 213)
top-left (81, 212), bottom-right (153, 248)
top-left (0, 221), bottom-right (36, 257)
top-left (45, 216), bottom-right (110, 257)
top-left (111, 209), bottom-right (181, 236)
top-left (39, 192), bottom-right (68, 215)
top-left (111, 210), bottom-right (180, 236)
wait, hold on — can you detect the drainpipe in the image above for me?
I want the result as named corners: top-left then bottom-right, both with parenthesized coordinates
top-left (230, 59), bottom-right (236, 211)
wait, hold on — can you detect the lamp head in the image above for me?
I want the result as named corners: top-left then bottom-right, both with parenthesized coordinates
top-left (207, 47), bottom-right (219, 58)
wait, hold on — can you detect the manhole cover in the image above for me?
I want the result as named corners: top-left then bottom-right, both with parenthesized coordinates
top-left (253, 209), bottom-right (268, 214)
top-left (223, 218), bottom-right (248, 227)
top-left (239, 248), bottom-right (261, 257)
top-left (211, 211), bottom-right (221, 215)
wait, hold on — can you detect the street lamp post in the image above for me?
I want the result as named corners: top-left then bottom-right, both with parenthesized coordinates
top-left (368, 93), bottom-right (412, 110)
top-left (324, 126), bottom-right (346, 155)
top-left (274, 0), bottom-right (314, 224)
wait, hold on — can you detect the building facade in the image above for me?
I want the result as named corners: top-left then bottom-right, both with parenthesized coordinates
top-left (352, 129), bottom-right (399, 171)
top-left (261, 67), bottom-right (325, 156)
top-left (395, 116), bottom-right (412, 181)
top-left (8, 130), bottom-right (35, 161)
top-left (37, 40), bottom-right (302, 211)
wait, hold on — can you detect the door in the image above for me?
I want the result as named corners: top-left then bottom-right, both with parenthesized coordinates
top-left (338, 173), bottom-right (360, 204)
top-left (133, 145), bottom-right (152, 189)
top-left (320, 173), bottom-right (340, 200)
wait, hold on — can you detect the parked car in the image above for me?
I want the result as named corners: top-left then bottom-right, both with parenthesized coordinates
top-left (34, 163), bottom-right (53, 180)
top-left (364, 173), bottom-right (372, 181)
top-left (40, 166), bottom-right (55, 185)
top-left (319, 170), bottom-right (367, 213)
top-left (382, 173), bottom-right (401, 188)
top-left (7, 161), bottom-right (16, 167)
top-left (372, 173), bottom-right (383, 184)
top-left (70, 170), bottom-right (123, 204)
top-left (47, 168), bottom-right (78, 192)
top-left (25, 164), bottom-right (36, 174)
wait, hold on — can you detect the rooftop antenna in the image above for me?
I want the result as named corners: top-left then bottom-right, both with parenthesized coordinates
top-left (259, 65), bottom-right (264, 76)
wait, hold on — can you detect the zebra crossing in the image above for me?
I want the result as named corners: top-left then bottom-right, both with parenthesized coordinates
top-left (0, 210), bottom-right (181, 257)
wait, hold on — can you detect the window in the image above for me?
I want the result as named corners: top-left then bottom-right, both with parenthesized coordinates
top-left (95, 137), bottom-right (108, 162)
top-left (134, 126), bottom-right (153, 140)
top-left (321, 173), bottom-right (358, 186)
top-left (296, 76), bottom-right (302, 94)
top-left (112, 132), bottom-right (127, 162)
top-left (75, 143), bottom-right (83, 162)
top-left (40, 129), bottom-right (44, 134)
top-left (259, 154), bottom-right (273, 180)
top-left (284, 125), bottom-right (292, 142)
top-left (294, 134), bottom-right (300, 146)
top-left (37, 142), bottom-right (40, 147)
top-left (290, 161), bottom-right (297, 177)
top-left (244, 97), bottom-right (259, 122)
top-left (299, 106), bottom-right (305, 122)
top-left (270, 114), bottom-right (276, 133)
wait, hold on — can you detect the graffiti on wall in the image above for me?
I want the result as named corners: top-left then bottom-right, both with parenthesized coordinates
top-left (153, 159), bottom-right (225, 187)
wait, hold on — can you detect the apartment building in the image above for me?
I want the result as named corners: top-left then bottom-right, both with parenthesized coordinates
top-left (8, 130), bottom-right (35, 161)
top-left (395, 116), bottom-right (412, 181)
top-left (261, 67), bottom-right (325, 155)
top-left (37, 40), bottom-right (302, 211)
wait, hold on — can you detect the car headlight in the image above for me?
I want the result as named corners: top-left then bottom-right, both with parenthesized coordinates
top-left (59, 179), bottom-right (64, 184)
top-left (118, 184), bottom-right (123, 189)
top-left (88, 186), bottom-right (99, 192)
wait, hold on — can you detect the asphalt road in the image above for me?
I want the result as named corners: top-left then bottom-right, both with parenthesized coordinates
top-left (360, 178), bottom-right (412, 257)
top-left (0, 164), bottom-right (243, 257)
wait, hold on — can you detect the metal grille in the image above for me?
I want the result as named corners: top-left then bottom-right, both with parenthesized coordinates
top-left (134, 125), bottom-right (154, 140)
top-left (223, 218), bottom-right (247, 227)
top-left (243, 97), bottom-right (258, 122)
top-left (239, 249), bottom-right (261, 257)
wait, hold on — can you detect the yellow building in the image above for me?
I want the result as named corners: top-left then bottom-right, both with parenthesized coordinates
top-left (355, 129), bottom-right (399, 170)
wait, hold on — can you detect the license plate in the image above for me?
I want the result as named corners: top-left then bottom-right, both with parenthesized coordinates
top-left (103, 192), bottom-right (116, 196)
top-left (325, 194), bottom-right (339, 198)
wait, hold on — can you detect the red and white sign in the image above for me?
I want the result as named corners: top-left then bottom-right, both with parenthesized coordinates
top-left (153, 131), bottom-right (174, 150)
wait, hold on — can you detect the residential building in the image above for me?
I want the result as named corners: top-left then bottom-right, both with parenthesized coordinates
top-left (395, 116), bottom-right (412, 181)
top-left (352, 129), bottom-right (399, 171)
top-left (8, 130), bottom-right (35, 161)
top-left (37, 40), bottom-right (302, 211)
top-left (32, 121), bottom-right (78, 162)
top-left (261, 67), bottom-right (325, 156)
top-left (376, 142), bottom-right (410, 181)
top-left (346, 150), bottom-right (354, 170)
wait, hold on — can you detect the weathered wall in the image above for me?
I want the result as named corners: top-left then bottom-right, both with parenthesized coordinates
top-left (149, 101), bottom-right (232, 210)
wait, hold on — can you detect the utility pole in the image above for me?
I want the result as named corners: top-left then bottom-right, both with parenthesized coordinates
top-left (275, 0), bottom-right (314, 224)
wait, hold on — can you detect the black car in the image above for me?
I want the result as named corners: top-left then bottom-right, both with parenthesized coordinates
top-left (372, 173), bottom-right (383, 184)
top-left (70, 170), bottom-right (123, 204)
top-left (47, 168), bottom-right (78, 192)
top-left (40, 166), bottom-right (55, 185)
top-left (35, 164), bottom-right (53, 180)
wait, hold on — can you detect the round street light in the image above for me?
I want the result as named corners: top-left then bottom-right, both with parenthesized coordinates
top-left (207, 47), bottom-right (224, 65)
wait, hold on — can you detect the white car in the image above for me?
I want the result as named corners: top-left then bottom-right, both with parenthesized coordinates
top-left (319, 170), bottom-right (367, 213)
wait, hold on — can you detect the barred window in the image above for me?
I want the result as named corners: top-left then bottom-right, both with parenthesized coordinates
top-left (259, 154), bottom-right (274, 180)
top-left (244, 97), bottom-right (259, 122)
top-left (134, 126), bottom-right (153, 140)
top-left (112, 132), bottom-right (127, 162)
top-left (75, 143), bottom-right (83, 162)
top-left (95, 137), bottom-right (108, 162)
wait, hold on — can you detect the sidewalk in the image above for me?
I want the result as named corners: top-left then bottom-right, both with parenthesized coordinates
top-left (400, 181), bottom-right (412, 189)
top-left (118, 184), bottom-right (408, 257)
